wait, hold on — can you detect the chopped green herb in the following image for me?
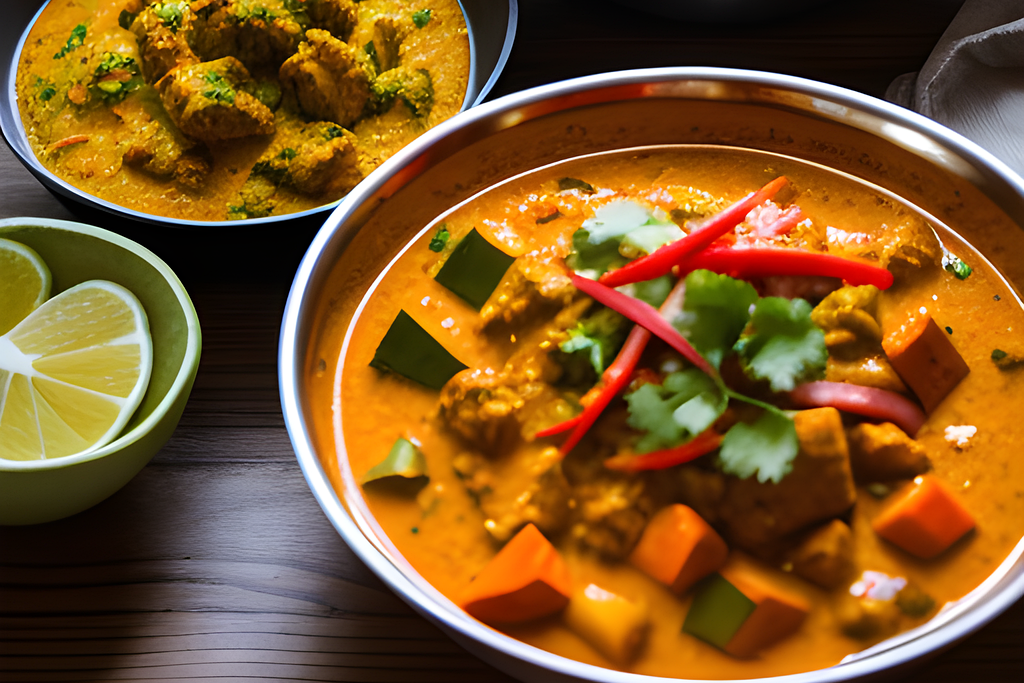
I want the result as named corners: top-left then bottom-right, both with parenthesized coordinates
top-left (362, 438), bottom-right (428, 486)
top-left (412, 8), bottom-right (432, 28)
top-left (536, 210), bottom-right (561, 224)
top-left (202, 70), bottom-right (236, 104)
top-left (54, 24), bottom-right (87, 60)
top-left (942, 250), bottom-right (972, 279)
top-left (991, 348), bottom-right (1023, 370)
top-left (559, 308), bottom-right (629, 376)
top-left (628, 274), bottom-right (674, 308)
top-left (734, 296), bottom-right (828, 392)
top-left (895, 584), bottom-right (935, 618)
top-left (411, 526), bottom-right (419, 533)
top-left (559, 177), bottom-right (594, 193)
top-left (995, 294), bottom-right (1002, 301)
top-left (250, 80), bottom-right (282, 109)
top-left (370, 310), bottom-right (468, 389)
top-left (118, 9), bottom-right (137, 30)
top-left (38, 86), bottom-right (57, 102)
top-left (945, 326), bottom-right (953, 335)
top-left (992, 349), bottom-right (1008, 361)
top-left (565, 228), bottom-right (626, 275)
top-left (428, 225), bottom-right (450, 252)
top-left (153, 2), bottom-right (185, 32)
top-left (364, 41), bottom-right (381, 73)
top-left (674, 270), bottom-right (759, 370)
top-left (581, 200), bottom-right (683, 256)
top-left (718, 409), bottom-right (799, 484)
top-left (324, 125), bottom-right (346, 140)
top-left (95, 52), bottom-right (137, 77)
top-left (277, 148), bottom-right (297, 160)
top-left (434, 229), bottom-right (516, 310)
top-left (625, 369), bottom-right (726, 453)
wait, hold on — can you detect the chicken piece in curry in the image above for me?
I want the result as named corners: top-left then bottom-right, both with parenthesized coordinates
top-left (332, 147), bottom-right (1024, 678)
top-left (15, 0), bottom-right (469, 220)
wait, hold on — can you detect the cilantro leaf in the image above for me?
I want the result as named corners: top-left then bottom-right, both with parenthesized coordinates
top-left (718, 410), bottom-right (798, 483)
top-left (559, 308), bottom-right (628, 375)
top-left (674, 270), bottom-right (758, 369)
top-left (565, 228), bottom-right (626, 275)
top-left (735, 297), bottom-right (827, 391)
top-left (626, 370), bottom-right (725, 453)
top-left (412, 8), bottom-right (432, 28)
top-left (628, 274), bottom-right (674, 308)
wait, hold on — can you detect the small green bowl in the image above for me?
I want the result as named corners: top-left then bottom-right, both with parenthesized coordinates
top-left (0, 217), bottom-right (201, 525)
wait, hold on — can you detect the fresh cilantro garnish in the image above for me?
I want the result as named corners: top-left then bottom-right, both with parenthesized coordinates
top-left (364, 41), bottom-right (381, 73)
top-left (559, 308), bottom-right (628, 375)
top-left (277, 148), bottom-right (297, 160)
top-left (153, 3), bottom-right (186, 31)
top-left (992, 348), bottom-right (1008, 361)
top-left (324, 125), bottom-right (346, 140)
top-left (734, 297), bottom-right (827, 392)
top-left (412, 8), bottom-right (432, 28)
top-left (428, 224), bottom-right (450, 252)
top-left (718, 409), bottom-right (798, 483)
top-left (674, 270), bottom-right (758, 369)
top-left (942, 250), bottom-right (972, 280)
top-left (625, 369), bottom-right (726, 453)
top-left (628, 274), bottom-right (674, 308)
top-left (54, 24), bottom-right (87, 59)
top-left (567, 201), bottom-right (682, 276)
top-left (565, 228), bottom-right (626, 276)
top-left (559, 177), bottom-right (594, 193)
top-left (95, 52), bottom-right (137, 77)
top-left (202, 71), bottom-right (236, 104)
top-left (38, 85), bottom-right (57, 101)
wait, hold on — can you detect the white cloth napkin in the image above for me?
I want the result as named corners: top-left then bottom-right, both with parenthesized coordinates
top-left (886, 0), bottom-right (1024, 178)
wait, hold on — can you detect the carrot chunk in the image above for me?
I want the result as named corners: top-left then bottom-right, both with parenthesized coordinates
top-left (563, 583), bottom-right (650, 665)
top-left (722, 564), bottom-right (810, 658)
top-left (683, 559), bottom-right (809, 658)
top-left (872, 475), bottom-right (975, 559)
top-left (882, 315), bottom-right (969, 413)
top-left (459, 523), bottom-right (573, 624)
top-left (629, 504), bottom-right (728, 594)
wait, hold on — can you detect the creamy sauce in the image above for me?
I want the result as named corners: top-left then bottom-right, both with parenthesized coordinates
top-left (325, 147), bottom-right (1024, 678)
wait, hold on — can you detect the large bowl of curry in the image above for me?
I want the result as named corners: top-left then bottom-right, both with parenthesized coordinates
top-left (279, 68), bottom-right (1024, 682)
top-left (0, 0), bottom-right (516, 226)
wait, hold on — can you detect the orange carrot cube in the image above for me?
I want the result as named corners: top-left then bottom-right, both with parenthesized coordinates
top-left (459, 523), bottom-right (573, 624)
top-left (872, 474), bottom-right (975, 559)
top-left (882, 315), bottom-right (969, 414)
top-left (721, 564), bottom-right (810, 658)
top-left (629, 504), bottom-right (728, 594)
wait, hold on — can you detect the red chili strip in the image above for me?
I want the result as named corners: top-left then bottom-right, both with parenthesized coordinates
top-left (598, 176), bottom-right (789, 287)
top-left (603, 429), bottom-right (723, 472)
top-left (557, 325), bottom-right (652, 455)
top-left (790, 381), bottom-right (926, 436)
top-left (49, 134), bottom-right (90, 150)
top-left (534, 414), bottom-right (583, 438)
top-left (677, 244), bottom-right (894, 290)
top-left (572, 274), bottom-right (715, 377)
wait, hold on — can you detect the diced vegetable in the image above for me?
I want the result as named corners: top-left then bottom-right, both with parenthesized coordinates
top-left (881, 315), bottom-right (969, 413)
top-left (571, 274), bottom-right (714, 377)
top-left (682, 573), bottom-right (756, 650)
top-left (563, 583), bottom-right (651, 664)
top-left (676, 244), bottom-right (894, 290)
top-left (434, 228), bottom-right (516, 309)
top-left (362, 438), bottom-right (428, 486)
top-left (722, 565), bottom-right (809, 658)
top-left (605, 428), bottom-right (723, 472)
top-left (599, 176), bottom-right (790, 287)
top-left (684, 563), bottom-right (810, 658)
top-left (789, 381), bottom-right (926, 436)
top-left (370, 310), bottom-right (468, 390)
top-left (629, 504), bottom-right (728, 593)
top-left (872, 475), bottom-right (975, 559)
top-left (459, 523), bottom-right (573, 624)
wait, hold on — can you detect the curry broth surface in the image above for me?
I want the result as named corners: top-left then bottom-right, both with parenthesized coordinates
top-left (332, 147), bottom-right (1024, 678)
top-left (16, 0), bottom-right (469, 221)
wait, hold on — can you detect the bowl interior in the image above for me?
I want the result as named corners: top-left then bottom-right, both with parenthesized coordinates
top-left (282, 70), bottom-right (1024, 681)
top-left (0, 0), bottom-right (517, 228)
top-left (0, 218), bottom-right (199, 469)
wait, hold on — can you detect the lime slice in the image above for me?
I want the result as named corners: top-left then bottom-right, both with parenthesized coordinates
top-left (0, 237), bottom-right (52, 335)
top-left (0, 280), bottom-right (153, 461)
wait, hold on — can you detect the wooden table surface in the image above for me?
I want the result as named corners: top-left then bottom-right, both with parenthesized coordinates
top-left (3, 0), bottom-right (1023, 681)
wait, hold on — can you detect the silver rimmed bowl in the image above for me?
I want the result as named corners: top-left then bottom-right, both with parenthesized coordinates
top-left (0, 0), bottom-right (517, 228)
top-left (279, 67), bottom-right (1024, 682)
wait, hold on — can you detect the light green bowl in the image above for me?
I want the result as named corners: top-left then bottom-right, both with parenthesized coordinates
top-left (0, 217), bottom-right (202, 525)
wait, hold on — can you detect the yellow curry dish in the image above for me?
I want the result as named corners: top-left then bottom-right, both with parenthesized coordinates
top-left (15, 0), bottom-right (470, 221)
top-left (327, 146), bottom-right (1024, 679)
